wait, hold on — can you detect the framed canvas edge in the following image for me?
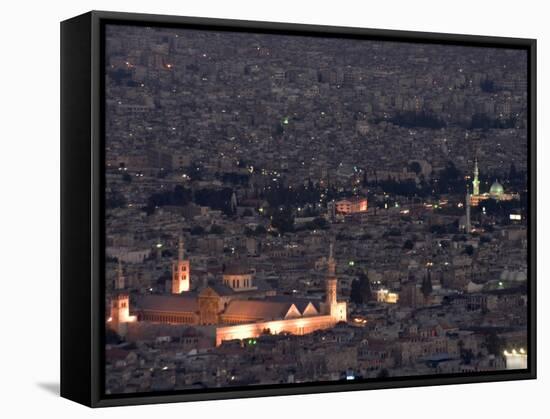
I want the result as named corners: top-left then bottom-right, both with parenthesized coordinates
top-left (61, 10), bottom-right (537, 408)
top-left (61, 11), bottom-right (94, 407)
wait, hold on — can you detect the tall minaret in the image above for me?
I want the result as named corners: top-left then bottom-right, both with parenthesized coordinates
top-left (114, 259), bottom-right (125, 290)
top-left (109, 258), bottom-right (137, 333)
top-left (110, 261), bottom-right (133, 328)
top-left (230, 191), bottom-right (238, 214)
top-left (172, 235), bottom-right (190, 293)
top-left (325, 242), bottom-right (337, 309)
top-left (465, 189), bottom-right (472, 234)
top-left (472, 158), bottom-right (480, 196)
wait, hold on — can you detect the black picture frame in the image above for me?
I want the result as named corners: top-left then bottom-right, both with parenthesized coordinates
top-left (61, 10), bottom-right (537, 407)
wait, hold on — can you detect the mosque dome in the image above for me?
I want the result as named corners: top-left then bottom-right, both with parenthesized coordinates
top-left (489, 180), bottom-right (504, 196)
top-left (223, 262), bottom-right (252, 276)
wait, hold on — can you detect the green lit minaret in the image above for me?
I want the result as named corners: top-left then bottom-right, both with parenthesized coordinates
top-left (472, 158), bottom-right (480, 196)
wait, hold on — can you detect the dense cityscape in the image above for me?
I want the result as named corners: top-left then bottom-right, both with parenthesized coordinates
top-left (104, 24), bottom-right (529, 394)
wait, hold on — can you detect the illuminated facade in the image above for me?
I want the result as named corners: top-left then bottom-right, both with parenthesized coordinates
top-left (376, 288), bottom-right (399, 304)
top-left (469, 160), bottom-right (519, 206)
top-left (503, 348), bottom-right (527, 369)
top-left (335, 197), bottom-right (368, 214)
top-left (110, 293), bottom-right (137, 326)
top-left (135, 294), bottom-right (199, 324)
top-left (215, 243), bottom-right (347, 345)
top-left (107, 242), bottom-right (348, 346)
top-left (215, 312), bottom-right (344, 346)
top-left (222, 263), bottom-right (256, 291)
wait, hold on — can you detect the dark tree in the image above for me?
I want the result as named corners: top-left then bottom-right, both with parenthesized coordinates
top-left (461, 348), bottom-right (474, 364)
top-left (409, 161), bottom-right (422, 175)
top-left (306, 217), bottom-right (329, 231)
top-left (173, 185), bottom-right (192, 205)
top-left (144, 185), bottom-right (192, 214)
top-left (350, 279), bottom-right (362, 304)
top-left (161, 249), bottom-right (173, 258)
top-left (255, 225), bottom-right (267, 235)
top-left (386, 111), bottom-right (446, 129)
top-left (350, 271), bottom-right (372, 304)
top-left (209, 224), bottom-right (225, 235)
top-left (221, 172), bottom-right (250, 186)
top-left (480, 235), bottom-right (491, 244)
top-left (470, 113), bottom-right (517, 130)
top-left (421, 270), bottom-right (433, 297)
top-left (436, 161), bottom-right (465, 194)
top-left (485, 331), bottom-right (506, 356)
top-left (480, 79), bottom-right (496, 93)
top-left (271, 206), bottom-right (294, 234)
top-left (190, 225), bottom-right (205, 236)
top-left (105, 328), bottom-right (123, 344)
top-left (106, 190), bottom-right (127, 210)
top-left (194, 187), bottom-right (234, 215)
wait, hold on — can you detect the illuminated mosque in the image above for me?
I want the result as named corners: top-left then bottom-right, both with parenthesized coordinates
top-left (469, 158), bottom-right (519, 206)
top-left (109, 239), bottom-right (347, 346)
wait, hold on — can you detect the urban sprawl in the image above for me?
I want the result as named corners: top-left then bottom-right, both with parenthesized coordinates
top-left (104, 25), bottom-right (529, 394)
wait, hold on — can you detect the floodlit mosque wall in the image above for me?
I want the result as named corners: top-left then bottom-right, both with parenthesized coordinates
top-left (216, 314), bottom-right (342, 346)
